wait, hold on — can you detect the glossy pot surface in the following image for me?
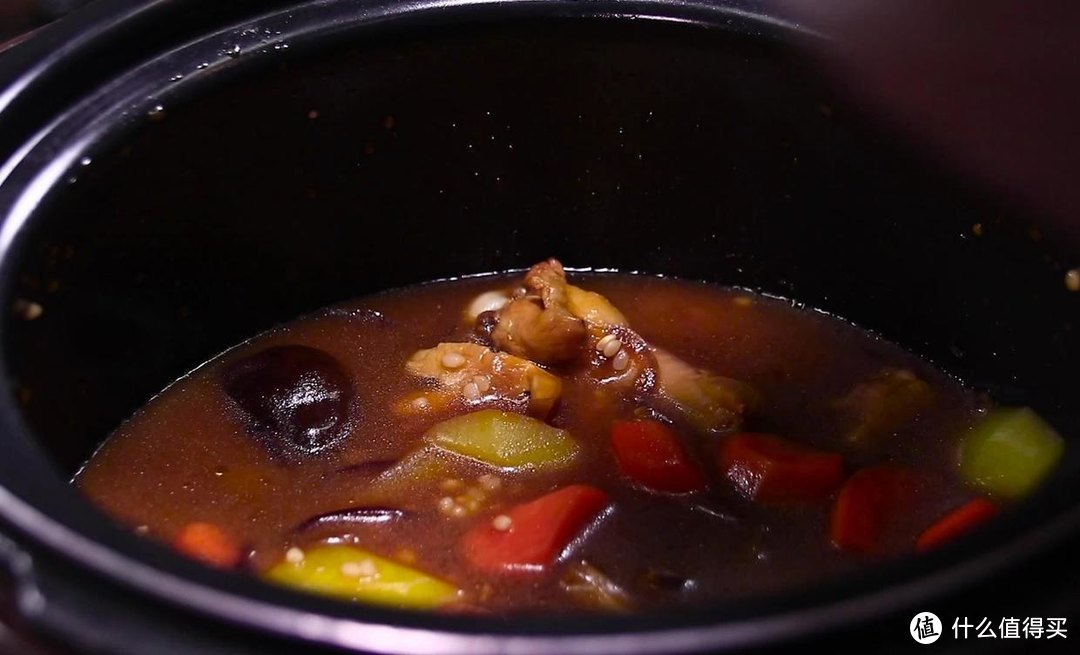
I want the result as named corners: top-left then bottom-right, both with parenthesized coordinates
top-left (0, 1), bottom-right (1077, 653)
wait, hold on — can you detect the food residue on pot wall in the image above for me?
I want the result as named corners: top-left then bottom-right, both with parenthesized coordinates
top-left (1066, 268), bottom-right (1080, 292)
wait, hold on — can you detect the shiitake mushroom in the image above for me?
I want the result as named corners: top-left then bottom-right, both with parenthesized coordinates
top-left (222, 345), bottom-right (352, 457)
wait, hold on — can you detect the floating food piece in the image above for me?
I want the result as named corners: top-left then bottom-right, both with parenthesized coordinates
top-left (424, 409), bottom-right (579, 471)
top-left (654, 349), bottom-right (758, 433)
top-left (959, 407), bottom-right (1064, 499)
top-left (565, 284), bottom-right (629, 328)
top-left (464, 290), bottom-right (511, 321)
top-left (221, 345), bottom-right (352, 457)
top-left (461, 485), bottom-right (609, 573)
top-left (491, 259), bottom-right (588, 364)
top-left (405, 342), bottom-right (562, 418)
top-left (719, 433), bottom-right (844, 503)
top-left (830, 465), bottom-right (912, 553)
top-left (835, 368), bottom-right (935, 443)
top-left (916, 498), bottom-right (999, 552)
top-left (172, 522), bottom-right (243, 569)
top-left (560, 560), bottom-right (632, 611)
top-left (610, 420), bottom-right (705, 493)
top-left (360, 449), bottom-right (458, 505)
top-left (265, 545), bottom-right (460, 609)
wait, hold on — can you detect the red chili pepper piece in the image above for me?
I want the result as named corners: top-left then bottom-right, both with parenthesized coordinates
top-left (611, 420), bottom-right (706, 493)
top-left (916, 498), bottom-right (999, 552)
top-left (831, 465), bottom-right (912, 553)
top-left (718, 433), bottom-right (845, 503)
top-left (461, 485), bottom-right (609, 573)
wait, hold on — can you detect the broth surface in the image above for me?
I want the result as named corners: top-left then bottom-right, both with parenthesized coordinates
top-left (77, 270), bottom-right (987, 613)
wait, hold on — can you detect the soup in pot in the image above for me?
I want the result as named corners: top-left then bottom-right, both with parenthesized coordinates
top-left (75, 260), bottom-right (1064, 613)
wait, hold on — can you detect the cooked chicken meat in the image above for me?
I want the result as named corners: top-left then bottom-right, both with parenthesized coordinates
top-left (463, 259), bottom-right (758, 433)
top-left (403, 342), bottom-right (563, 418)
top-left (835, 368), bottom-right (935, 443)
top-left (653, 349), bottom-right (759, 433)
top-left (491, 259), bottom-right (588, 365)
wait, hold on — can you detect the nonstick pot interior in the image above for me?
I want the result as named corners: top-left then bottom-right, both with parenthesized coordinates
top-left (0, 1), bottom-right (1077, 653)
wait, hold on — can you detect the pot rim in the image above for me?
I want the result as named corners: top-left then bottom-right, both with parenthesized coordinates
top-left (0, 1), bottom-right (1078, 653)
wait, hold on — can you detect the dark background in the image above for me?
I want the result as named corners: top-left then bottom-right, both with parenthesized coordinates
top-left (3, 3), bottom-right (85, 652)
top-left (4, 5), bottom-right (90, 649)
top-left (0, 1), bottom-right (91, 44)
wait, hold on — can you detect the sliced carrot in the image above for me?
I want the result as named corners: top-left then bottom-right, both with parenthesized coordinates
top-left (461, 485), bottom-right (608, 574)
top-left (718, 433), bottom-right (845, 503)
top-left (611, 420), bottom-right (705, 493)
top-left (916, 498), bottom-right (999, 552)
top-left (172, 522), bottom-right (243, 569)
top-left (830, 465), bottom-right (910, 553)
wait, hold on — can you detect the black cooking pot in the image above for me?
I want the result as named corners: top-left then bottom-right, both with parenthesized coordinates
top-left (0, 1), bottom-right (1077, 653)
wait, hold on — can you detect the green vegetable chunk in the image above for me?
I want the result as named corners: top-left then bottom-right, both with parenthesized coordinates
top-left (960, 407), bottom-right (1065, 499)
top-left (424, 409), bottom-right (579, 470)
top-left (265, 545), bottom-right (460, 609)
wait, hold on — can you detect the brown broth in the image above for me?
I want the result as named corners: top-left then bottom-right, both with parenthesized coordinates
top-left (75, 272), bottom-right (986, 613)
